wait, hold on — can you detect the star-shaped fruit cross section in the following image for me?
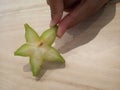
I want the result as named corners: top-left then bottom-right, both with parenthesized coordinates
top-left (14, 24), bottom-right (65, 76)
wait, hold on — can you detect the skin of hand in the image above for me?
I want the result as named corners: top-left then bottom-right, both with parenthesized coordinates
top-left (47, 0), bottom-right (109, 37)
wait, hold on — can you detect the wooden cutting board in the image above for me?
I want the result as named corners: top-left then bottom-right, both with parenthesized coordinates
top-left (0, 0), bottom-right (120, 90)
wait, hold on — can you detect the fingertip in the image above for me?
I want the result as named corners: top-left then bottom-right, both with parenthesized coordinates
top-left (57, 26), bottom-right (66, 38)
top-left (56, 34), bottom-right (61, 38)
top-left (50, 20), bottom-right (56, 27)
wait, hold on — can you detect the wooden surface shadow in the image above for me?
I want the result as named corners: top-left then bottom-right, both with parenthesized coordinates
top-left (55, 2), bottom-right (116, 53)
top-left (23, 61), bottom-right (65, 81)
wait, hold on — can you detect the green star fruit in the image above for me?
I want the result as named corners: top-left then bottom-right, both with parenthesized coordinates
top-left (14, 24), bottom-right (65, 76)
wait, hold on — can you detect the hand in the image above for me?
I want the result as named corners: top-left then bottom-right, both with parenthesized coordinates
top-left (47, 0), bottom-right (109, 37)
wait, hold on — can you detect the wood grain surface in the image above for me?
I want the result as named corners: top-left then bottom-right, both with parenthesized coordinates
top-left (0, 0), bottom-right (120, 90)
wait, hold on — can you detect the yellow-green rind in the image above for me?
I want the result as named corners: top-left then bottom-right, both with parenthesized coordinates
top-left (40, 26), bottom-right (58, 46)
top-left (14, 44), bottom-right (33, 56)
top-left (24, 23), bottom-right (40, 43)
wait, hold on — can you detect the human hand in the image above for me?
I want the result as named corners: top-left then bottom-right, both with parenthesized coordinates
top-left (47, 0), bottom-right (109, 37)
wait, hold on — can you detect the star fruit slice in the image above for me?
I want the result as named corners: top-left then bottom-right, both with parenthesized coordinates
top-left (14, 24), bottom-right (65, 76)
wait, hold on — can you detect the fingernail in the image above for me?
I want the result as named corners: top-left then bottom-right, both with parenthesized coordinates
top-left (57, 32), bottom-right (63, 38)
top-left (50, 20), bottom-right (56, 27)
top-left (57, 34), bottom-right (62, 38)
top-left (57, 27), bottom-right (65, 38)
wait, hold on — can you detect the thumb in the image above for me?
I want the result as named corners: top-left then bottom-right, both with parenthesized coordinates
top-left (47, 0), bottom-right (64, 27)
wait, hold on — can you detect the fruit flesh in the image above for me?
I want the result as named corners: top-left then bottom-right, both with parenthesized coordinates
top-left (14, 24), bottom-right (65, 76)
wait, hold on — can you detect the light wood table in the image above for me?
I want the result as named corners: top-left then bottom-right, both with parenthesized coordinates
top-left (0, 0), bottom-right (120, 90)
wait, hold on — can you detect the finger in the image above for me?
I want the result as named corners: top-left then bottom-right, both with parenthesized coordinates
top-left (48, 0), bottom-right (64, 27)
top-left (64, 0), bottom-right (82, 12)
top-left (57, 0), bottom-right (109, 37)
